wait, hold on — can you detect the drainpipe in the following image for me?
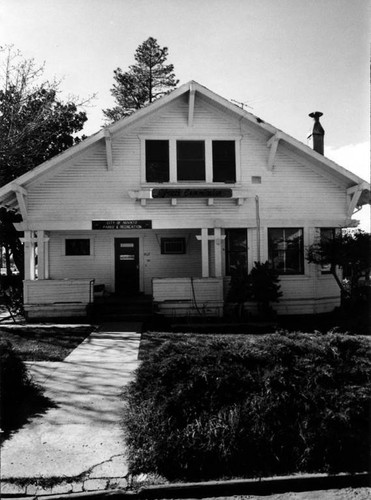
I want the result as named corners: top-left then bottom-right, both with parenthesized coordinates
top-left (255, 195), bottom-right (261, 262)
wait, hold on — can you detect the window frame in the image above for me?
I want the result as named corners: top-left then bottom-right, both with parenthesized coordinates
top-left (268, 228), bottom-right (304, 276)
top-left (161, 237), bottom-right (186, 255)
top-left (141, 136), bottom-right (241, 185)
top-left (65, 238), bottom-right (91, 256)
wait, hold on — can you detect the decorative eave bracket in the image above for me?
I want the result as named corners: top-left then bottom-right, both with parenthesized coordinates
top-left (347, 183), bottom-right (367, 217)
top-left (11, 183), bottom-right (28, 221)
top-left (104, 129), bottom-right (113, 170)
top-left (266, 133), bottom-right (281, 171)
top-left (188, 85), bottom-right (196, 127)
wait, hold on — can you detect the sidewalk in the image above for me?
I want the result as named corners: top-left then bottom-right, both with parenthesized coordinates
top-left (1, 322), bottom-right (142, 496)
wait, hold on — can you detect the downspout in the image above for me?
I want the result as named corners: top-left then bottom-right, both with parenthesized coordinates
top-left (255, 195), bottom-right (261, 262)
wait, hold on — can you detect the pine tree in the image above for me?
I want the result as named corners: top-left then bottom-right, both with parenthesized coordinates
top-left (103, 37), bottom-right (178, 122)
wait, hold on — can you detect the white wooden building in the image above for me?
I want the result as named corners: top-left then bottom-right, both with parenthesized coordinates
top-left (0, 81), bottom-right (369, 320)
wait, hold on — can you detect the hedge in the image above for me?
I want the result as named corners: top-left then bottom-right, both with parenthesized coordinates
top-left (122, 333), bottom-right (371, 481)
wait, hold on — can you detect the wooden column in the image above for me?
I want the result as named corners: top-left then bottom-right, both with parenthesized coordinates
top-left (214, 228), bottom-right (223, 277)
top-left (44, 237), bottom-right (50, 279)
top-left (201, 228), bottom-right (209, 278)
top-left (37, 230), bottom-right (45, 280)
top-left (24, 231), bottom-right (36, 280)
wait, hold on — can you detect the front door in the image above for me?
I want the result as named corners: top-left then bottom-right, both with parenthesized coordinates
top-left (115, 238), bottom-right (140, 295)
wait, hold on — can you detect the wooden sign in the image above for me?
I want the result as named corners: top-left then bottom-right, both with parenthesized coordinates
top-left (92, 220), bottom-right (152, 230)
top-left (152, 188), bottom-right (232, 198)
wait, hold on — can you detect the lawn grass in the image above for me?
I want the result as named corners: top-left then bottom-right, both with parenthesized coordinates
top-left (0, 325), bottom-right (95, 361)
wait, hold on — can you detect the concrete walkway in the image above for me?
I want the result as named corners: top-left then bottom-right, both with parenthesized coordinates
top-left (0, 322), bottom-right (142, 496)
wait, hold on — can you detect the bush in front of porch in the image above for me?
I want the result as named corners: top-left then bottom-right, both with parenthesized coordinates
top-left (122, 332), bottom-right (371, 481)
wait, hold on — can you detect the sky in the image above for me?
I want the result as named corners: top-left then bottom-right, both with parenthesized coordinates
top-left (1, 0), bottom-right (370, 229)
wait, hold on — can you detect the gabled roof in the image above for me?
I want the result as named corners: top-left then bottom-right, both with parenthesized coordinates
top-left (0, 80), bottom-right (369, 209)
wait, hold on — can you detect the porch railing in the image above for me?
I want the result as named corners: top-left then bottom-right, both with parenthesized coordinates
top-left (152, 277), bottom-right (224, 317)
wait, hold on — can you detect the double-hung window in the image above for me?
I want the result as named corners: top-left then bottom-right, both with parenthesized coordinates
top-left (145, 139), bottom-right (237, 183)
top-left (177, 141), bottom-right (205, 181)
top-left (212, 141), bottom-right (236, 182)
top-left (145, 140), bottom-right (169, 182)
top-left (268, 228), bottom-right (304, 275)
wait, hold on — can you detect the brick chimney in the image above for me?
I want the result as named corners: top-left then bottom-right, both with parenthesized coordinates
top-left (308, 111), bottom-right (325, 155)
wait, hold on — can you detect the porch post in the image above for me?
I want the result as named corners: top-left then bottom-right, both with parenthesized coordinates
top-left (37, 230), bottom-right (45, 280)
top-left (45, 236), bottom-right (49, 279)
top-left (24, 231), bottom-right (36, 280)
top-left (201, 228), bottom-right (209, 278)
top-left (214, 228), bottom-right (222, 277)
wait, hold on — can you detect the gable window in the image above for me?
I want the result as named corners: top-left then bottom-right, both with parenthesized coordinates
top-left (161, 238), bottom-right (186, 254)
top-left (268, 228), bottom-right (304, 275)
top-left (212, 141), bottom-right (236, 182)
top-left (225, 229), bottom-right (247, 276)
top-left (143, 138), bottom-right (239, 184)
top-left (146, 140), bottom-right (169, 182)
top-left (65, 239), bottom-right (90, 256)
top-left (177, 141), bottom-right (205, 181)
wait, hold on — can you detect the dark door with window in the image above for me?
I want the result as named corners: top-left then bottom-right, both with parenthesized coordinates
top-left (115, 238), bottom-right (140, 295)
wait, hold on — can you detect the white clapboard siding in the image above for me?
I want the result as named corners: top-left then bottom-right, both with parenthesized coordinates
top-left (26, 93), bottom-right (349, 229)
top-left (24, 279), bottom-right (92, 305)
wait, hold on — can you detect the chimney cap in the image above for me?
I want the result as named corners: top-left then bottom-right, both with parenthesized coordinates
top-left (309, 111), bottom-right (323, 119)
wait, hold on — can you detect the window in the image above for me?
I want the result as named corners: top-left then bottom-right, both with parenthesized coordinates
top-left (268, 228), bottom-right (304, 275)
top-left (320, 228), bottom-right (340, 273)
top-left (161, 238), bottom-right (186, 254)
top-left (146, 140), bottom-right (169, 182)
top-left (225, 229), bottom-right (247, 275)
top-left (212, 141), bottom-right (236, 182)
top-left (144, 138), bottom-right (238, 183)
top-left (177, 141), bottom-right (205, 181)
top-left (65, 239), bottom-right (90, 256)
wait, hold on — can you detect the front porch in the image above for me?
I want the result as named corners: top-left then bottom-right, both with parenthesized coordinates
top-left (23, 276), bottom-right (225, 321)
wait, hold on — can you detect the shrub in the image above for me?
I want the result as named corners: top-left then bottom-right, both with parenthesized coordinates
top-left (0, 339), bottom-right (47, 439)
top-left (122, 333), bottom-right (371, 481)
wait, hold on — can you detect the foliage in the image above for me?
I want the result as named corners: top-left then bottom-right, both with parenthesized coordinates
top-left (0, 46), bottom-right (88, 187)
top-left (0, 273), bottom-right (24, 317)
top-left (0, 46), bottom-right (89, 276)
top-left (122, 333), bottom-right (371, 481)
top-left (249, 261), bottom-right (282, 314)
top-left (0, 339), bottom-right (48, 439)
top-left (103, 37), bottom-right (178, 122)
top-left (306, 230), bottom-right (371, 301)
top-left (227, 261), bottom-right (282, 317)
top-left (0, 207), bottom-right (23, 276)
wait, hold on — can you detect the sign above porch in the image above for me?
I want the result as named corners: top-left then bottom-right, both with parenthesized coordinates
top-left (128, 188), bottom-right (249, 206)
top-left (92, 220), bottom-right (152, 230)
top-left (152, 188), bottom-right (232, 198)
